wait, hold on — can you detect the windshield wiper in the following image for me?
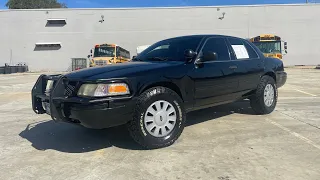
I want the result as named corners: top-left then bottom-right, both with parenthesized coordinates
top-left (147, 57), bottom-right (169, 61)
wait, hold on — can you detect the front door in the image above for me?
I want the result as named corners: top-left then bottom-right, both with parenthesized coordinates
top-left (188, 37), bottom-right (239, 108)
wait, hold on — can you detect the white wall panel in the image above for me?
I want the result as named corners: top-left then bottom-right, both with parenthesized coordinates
top-left (0, 4), bottom-right (319, 71)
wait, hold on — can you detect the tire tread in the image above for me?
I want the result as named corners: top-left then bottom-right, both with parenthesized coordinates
top-left (250, 75), bottom-right (278, 115)
top-left (127, 86), bottom-right (185, 149)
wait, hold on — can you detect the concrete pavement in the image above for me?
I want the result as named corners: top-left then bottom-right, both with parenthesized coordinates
top-left (0, 69), bottom-right (319, 180)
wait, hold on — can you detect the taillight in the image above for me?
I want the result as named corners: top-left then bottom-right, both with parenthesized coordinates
top-left (276, 54), bottom-right (282, 59)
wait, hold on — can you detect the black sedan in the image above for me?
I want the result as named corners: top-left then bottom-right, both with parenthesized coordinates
top-left (32, 35), bottom-right (287, 149)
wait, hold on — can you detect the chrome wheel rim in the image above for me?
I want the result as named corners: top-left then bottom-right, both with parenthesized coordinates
top-left (144, 100), bottom-right (177, 137)
top-left (264, 84), bottom-right (275, 107)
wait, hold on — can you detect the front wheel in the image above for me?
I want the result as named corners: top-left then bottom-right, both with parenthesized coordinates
top-left (250, 75), bottom-right (278, 115)
top-left (127, 87), bottom-right (186, 149)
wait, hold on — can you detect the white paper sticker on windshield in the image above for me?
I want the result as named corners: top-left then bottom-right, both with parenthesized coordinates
top-left (231, 45), bottom-right (249, 59)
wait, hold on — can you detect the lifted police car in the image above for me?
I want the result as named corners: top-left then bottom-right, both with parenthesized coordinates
top-left (32, 35), bottom-right (287, 149)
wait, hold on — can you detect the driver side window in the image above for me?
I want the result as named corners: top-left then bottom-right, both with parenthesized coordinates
top-left (201, 38), bottom-right (230, 61)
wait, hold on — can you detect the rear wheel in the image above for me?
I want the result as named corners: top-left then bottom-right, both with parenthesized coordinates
top-left (127, 87), bottom-right (186, 149)
top-left (250, 75), bottom-right (278, 115)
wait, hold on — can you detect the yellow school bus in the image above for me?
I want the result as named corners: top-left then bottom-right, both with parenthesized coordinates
top-left (249, 34), bottom-right (287, 60)
top-left (89, 44), bottom-right (130, 67)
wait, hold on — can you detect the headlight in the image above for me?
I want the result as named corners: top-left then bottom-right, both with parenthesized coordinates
top-left (77, 83), bottom-right (130, 97)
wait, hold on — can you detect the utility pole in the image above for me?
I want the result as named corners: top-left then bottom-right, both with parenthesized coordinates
top-left (306, 0), bottom-right (308, 3)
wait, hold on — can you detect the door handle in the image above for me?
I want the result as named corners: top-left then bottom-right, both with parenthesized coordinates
top-left (229, 65), bottom-right (238, 69)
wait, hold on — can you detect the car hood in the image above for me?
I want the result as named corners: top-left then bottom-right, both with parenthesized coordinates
top-left (65, 61), bottom-right (184, 80)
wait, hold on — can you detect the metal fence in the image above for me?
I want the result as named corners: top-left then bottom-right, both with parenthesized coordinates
top-left (0, 65), bottom-right (29, 74)
top-left (71, 58), bottom-right (87, 71)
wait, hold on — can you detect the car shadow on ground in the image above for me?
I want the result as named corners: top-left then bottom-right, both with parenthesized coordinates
top-left (20, 100), bottom-right (255, 153)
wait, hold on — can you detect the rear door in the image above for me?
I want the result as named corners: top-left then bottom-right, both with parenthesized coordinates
top-left (227, 37), bottom-right (264, 92)
top-left (190, 37), bottom-right (239, 108)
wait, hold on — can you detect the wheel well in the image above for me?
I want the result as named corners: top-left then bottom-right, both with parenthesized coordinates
top-left (142, 82), bottom-right (183, 100)
top-left (264, 72), bottom-right (276, 82)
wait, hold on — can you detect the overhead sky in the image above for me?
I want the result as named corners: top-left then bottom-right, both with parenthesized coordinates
top-left (0, 0), bottom-right (314, 9)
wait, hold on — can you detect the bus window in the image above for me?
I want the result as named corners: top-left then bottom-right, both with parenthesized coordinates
top-left (94, 46), bottom-right (115, 57)
top-left (117, 47), bottom-right (130, 59)
top-left (253, 41), bottom-right (281, 54)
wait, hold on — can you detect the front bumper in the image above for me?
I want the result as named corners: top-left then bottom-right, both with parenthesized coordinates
top-left (276, 71), bottom-right (287, 88)
top-left (31, 75), bottom-right (134, 129)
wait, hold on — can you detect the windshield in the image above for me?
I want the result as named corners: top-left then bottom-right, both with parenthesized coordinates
top-left (135, 36), bottom-right (203, 62)
top-left (253, 41), bottom-right (281, 54)
top-left (94, 46), bottom-right (115, 57)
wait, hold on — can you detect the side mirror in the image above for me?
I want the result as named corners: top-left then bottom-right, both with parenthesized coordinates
top-left (132, 56), bottom-right (137, 59)
top-left (184, 49), bottom-right (197, 59)
top-left (90, 49), bottom-right (93, 53)
top-left (284, 42), bottom-right (288, 53)
top-left (202, 51), bottom-right (218, 62)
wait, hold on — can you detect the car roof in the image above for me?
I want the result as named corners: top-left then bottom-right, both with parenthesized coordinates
top-left (163, 34), bottom-right (243, 40)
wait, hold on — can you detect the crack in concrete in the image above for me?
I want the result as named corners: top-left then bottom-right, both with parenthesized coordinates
top-left (276, 110), bottom-right (320, 130)
top-left (266, 118), bottom-right (320, 150)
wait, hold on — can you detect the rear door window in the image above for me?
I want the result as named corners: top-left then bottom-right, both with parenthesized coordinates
top-left (242, 40), bottom-right (259, 59)
top-left (228, 38), bottom-right (258, 59)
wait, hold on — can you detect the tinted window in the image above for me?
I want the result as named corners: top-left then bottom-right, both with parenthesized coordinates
top-left (228, 38), bottom-right (244, 45)
top-left (136, 36), bottom-right (203, 62)
top-left (243, 40), bottom-right (259, 58)
top-left (228, 38), bottom-right (258, 59)
top-left (201, 38), bottom-right (230, 61)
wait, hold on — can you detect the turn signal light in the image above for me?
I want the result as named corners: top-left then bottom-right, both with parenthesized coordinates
top-left (108, 84), bottom-right (129, 94)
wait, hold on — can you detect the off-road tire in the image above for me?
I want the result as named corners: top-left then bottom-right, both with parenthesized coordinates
top-left (250, 75), bottom-right (278, 115)
top-left (127, 87), bottom-right (186, 149)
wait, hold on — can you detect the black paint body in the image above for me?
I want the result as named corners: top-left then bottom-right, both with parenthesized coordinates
top-left (32, 35), bottom-right (287, 129)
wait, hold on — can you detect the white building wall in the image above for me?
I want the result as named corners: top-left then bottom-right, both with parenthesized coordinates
top-left (0, 4), bottom-right (319, 71)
